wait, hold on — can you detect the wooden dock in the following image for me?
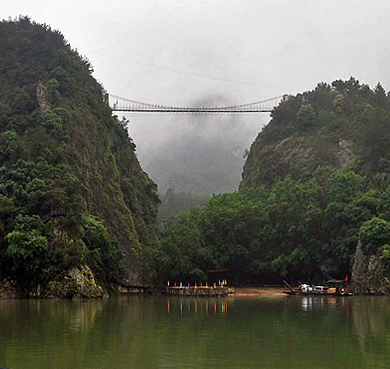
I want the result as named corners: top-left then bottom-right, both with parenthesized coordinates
top-left (166, 286), bottom-right (234, 297)
top-left (118, 285), bottom-right (151, 294)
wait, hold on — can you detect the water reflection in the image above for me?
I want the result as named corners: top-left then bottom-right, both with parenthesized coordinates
top-left (282, 295), bottom-right (390, 368)
top-left (351, 296), bottom-right (390, 367)
top-left (1, 296), bottom-right (390, 369)
top-left (298, 295), bottom-right (350, 311)
top-left (167, 297), bottom-right (228, 318)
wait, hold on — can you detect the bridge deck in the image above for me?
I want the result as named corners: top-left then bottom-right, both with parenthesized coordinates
top-left (112, 108), bottom-right (272, 113)
top-left (108, 93), bottom-right (282, 114)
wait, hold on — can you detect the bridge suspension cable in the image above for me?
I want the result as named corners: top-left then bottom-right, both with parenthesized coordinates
top-left (107, 94), bottom-right (283, 113)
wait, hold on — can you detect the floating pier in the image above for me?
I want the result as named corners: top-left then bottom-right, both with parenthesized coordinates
top-left (165, 286), bottom-right (234, 297)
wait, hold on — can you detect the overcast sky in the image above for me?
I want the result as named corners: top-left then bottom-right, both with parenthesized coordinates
top-left (4, 0), bottom-right (390, 193)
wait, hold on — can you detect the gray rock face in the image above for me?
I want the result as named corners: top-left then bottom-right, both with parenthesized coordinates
top-left (338, 139), bottom-right (352, 165)
top-left (0, 281), bottom-right (19, 299)
top-left (36, 83), bottom-right (50, 114)
top-left (240, 130), bottom-right (354, 190)
top-left (48, 266), bottom-right (107, 299)
top-left (352, 241), bottom-right (390, 294)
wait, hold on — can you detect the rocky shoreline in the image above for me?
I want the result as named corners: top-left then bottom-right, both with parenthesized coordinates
top-left (0, 266), bottom-right (108, 299)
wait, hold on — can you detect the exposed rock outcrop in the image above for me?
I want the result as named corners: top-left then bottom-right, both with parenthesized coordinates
top-left (47, 266), bottom-right (108, 299)
top-left (36, 83), bottom-right (50, 114)
top-left (0, 281), bottom-right (19, 299)
top-left (352, 241), bottom-right (390, 294)
top-left (338, 139), bottom-right (352, 165)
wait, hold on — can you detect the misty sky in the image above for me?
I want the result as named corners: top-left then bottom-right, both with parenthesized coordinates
top-left (4, 0), bottom-right (390, 194)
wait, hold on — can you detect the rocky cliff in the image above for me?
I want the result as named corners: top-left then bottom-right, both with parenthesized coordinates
top-left (352, 241), bottom-right (390, 294)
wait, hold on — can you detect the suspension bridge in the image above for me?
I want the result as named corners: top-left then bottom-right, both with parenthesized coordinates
top-left (107, 94), bottom-right (284, 113)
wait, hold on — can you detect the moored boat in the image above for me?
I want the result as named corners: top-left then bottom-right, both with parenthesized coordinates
top-left (283, 280), bottom-right (353, 296)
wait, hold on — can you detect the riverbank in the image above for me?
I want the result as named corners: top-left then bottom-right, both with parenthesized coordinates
top-left (234, 287), bottom-right (285, 297)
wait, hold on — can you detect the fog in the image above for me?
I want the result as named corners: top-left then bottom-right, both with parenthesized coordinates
top-left (4, 0), bottom-right (390, 194)
top-left (131, 101), bottom-right (260, 194)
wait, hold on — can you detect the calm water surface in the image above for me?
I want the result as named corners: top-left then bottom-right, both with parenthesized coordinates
top-left (1, 295), bottom-right (390, 368)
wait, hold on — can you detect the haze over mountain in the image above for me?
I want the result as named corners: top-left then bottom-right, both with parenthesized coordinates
top-left (139, 98), bottom-right (258, 195)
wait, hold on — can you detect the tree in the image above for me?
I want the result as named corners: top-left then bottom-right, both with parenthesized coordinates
top-left (0, 131), bottom-right (18, 156)
top-left (4, 215), bottom-right (49, 288)
top-left (359, 217), bottom-right (390, 255)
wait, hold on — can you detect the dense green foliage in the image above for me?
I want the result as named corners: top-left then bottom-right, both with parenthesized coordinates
top-left (0, 17), bottom-right (159, 295)
top-left (159, 79), bottom-right (390, 285)
top-left (159, 169), bottom-right (390, 284)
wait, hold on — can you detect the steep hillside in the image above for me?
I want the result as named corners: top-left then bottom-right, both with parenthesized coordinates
top-left (0, 17), bottom-right (159, 296)
top-left (241, 78), bottom-right (390, 189)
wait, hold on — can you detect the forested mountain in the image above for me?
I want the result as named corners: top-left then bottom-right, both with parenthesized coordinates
top-left (159, 79), bottom-right (390, 287)
top-left (241, 78), bottom-right (390, 189)
top-left (0, 17), bottom-right (160, 297)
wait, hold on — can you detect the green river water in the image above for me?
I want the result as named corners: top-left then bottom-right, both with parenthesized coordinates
top-left (0, 295), bottom-right (390, 369)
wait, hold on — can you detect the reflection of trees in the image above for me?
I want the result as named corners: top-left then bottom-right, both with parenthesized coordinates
top-left (352, 297), bottom-right (390, 366)
top-left (2, 297), bottom-right (390, 368)
top-left (0, 298), bottom-right (149, 368)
